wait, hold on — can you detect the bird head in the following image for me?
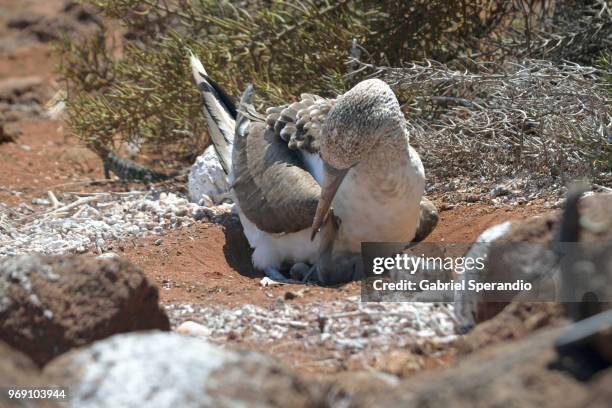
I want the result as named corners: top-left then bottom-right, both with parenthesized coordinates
top-left (311, 79), bottom-right (405, 240)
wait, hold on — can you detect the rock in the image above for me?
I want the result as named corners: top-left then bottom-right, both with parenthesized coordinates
top-left (373, 349), bottom-right (427, 377)
top-left (6, 13), bottom-right (43, 30)
top-left (455, 192), bottom-right (612, 328)
top-left (6, 4), bottom-right (101, 44)
top-left (96, 252), bottom-right (120, 260)
top-left (385, 241), bottom-right (456, 302)
top-left (188, 145), bottom-right (231, 205)
top-left (0, 76), bottom-right (44, 101)
top-left (0, 341), bottom-right (60, 407)
top-left (413, 197), bottom-right (439, 242)
top-left (0, 254), bottom-right (170, 366)
top-left (584, 369), bottom-right (612, 407)
top-left (0, 122), bottom-right (14, 144)
top-left (355, 328), bottom-right (592, 408)
top-left (32, 198), bottom-right (51, 206)
top-left (176, 320), bottom-right (211, 338)
top-left (557, 192), bottom-right (612, 321)
top-left (1, 341), bottom-right (41, 386)
top-left (458, 302), bottom-right (567, 354)
top-left (0, 75), bottom-right (47, 119)
top-left (321, 371), bottom-right (399, 403)
top-left (0, 114), bottom-right (20, 143)
top-left (453, 220), bottom-right (513, 329)
top-left (490, 184), bottom-right (510, 197)
top-left (44, 331), bottom-right (328, 408)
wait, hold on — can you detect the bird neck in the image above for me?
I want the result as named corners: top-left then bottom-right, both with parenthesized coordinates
top-left (358, 128), bottom-right (411, 178)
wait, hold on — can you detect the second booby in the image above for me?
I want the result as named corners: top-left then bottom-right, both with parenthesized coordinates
top-left (190, 54), bottom-right (436, 284)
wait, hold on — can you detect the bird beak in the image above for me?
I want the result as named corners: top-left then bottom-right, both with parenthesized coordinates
top-left (311, 163), bottom-right (349, 241)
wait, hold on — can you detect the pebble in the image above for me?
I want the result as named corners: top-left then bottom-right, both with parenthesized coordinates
top-left (97, 252), bottom-right (120, 260)
top-left (490, 185), bottom-right (510, 197)
top-left (176, 320), bottom-right (212, 338)
top-left (192, 207), bottom-right (210, 221)
top-left (0, 191), bottom-right (234, 256)
top-left (31, 198), bottom-right (50, 206)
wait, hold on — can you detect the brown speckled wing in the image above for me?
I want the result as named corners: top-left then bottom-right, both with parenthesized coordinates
top-left (264, 93), bottom-right (335, 155)
top-left (232, 91), bottom-right (326, 234)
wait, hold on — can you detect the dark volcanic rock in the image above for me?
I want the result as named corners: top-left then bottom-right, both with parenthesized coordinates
top-left (455, 192), bottom-right (612, 327)
top-left (45, 331), bottom-right (329, 408)
top-left (0, 76), bottom-right (44, 103)
top-left (5, 2), bottom-right (101, 44)
top-left (0, 254), bottom-right (169, 366)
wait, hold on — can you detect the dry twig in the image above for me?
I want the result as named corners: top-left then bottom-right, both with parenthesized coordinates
top-left (351, 58), bottom-right (611, 186)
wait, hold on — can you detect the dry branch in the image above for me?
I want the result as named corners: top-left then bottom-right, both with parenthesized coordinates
top-left (353, 58), bottom-right (611, 186)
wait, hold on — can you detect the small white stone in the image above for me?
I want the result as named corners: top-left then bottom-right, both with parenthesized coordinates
top-left (176, 321), bottom-right (212, 338)
top-left (198, 195), bottom-right (214, 208)
top-left (174, 208), bottom-right (188, 217)
top-left (32, 198), bottom-right (51, 206)
top-left (97, 252), bottom-right (120, 260)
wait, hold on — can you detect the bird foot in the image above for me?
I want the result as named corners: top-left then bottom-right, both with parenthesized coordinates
top-left (317, 254), bottom-right (364, 286)
top-left (262, 267), bottom-right (310, 286)
top-left (289, 256), bottom-right (364, 286)
top-left (289, 262), bottom-right (319, 283)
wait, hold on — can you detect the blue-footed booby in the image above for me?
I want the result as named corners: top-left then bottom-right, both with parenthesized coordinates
top-left (190, 54), bottom-right (436, 284)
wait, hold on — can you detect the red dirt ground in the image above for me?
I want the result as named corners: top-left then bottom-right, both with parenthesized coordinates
top-left (115, 202), bottom-right (551, 308)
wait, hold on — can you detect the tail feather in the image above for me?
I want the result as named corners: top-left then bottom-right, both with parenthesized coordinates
top-left (190, 53), bottom-right (236, 174)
